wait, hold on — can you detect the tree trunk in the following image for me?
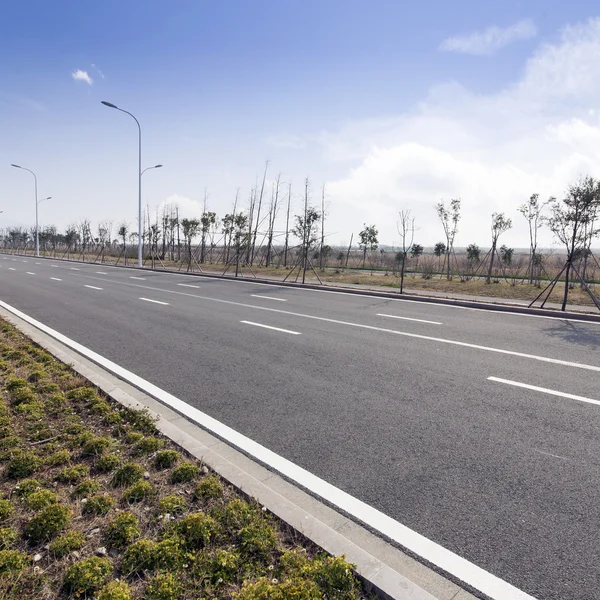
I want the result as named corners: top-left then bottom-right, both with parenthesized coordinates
top-left (486, 240), bottom-right (497, 283)
top-left (561, 261), bottom-right (571, 311)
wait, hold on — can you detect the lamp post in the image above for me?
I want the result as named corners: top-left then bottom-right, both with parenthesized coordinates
top-left (11, 164), bottom-right (39, 257)
top-left (101, 101), bottom-right (143, 267)
top-left (141, 164), bottom-right (163, 177)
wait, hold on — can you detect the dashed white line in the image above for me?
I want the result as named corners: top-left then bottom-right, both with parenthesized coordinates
top-left (70, 268), bottom-right (80, 271)
top-left (35, 262), bottom-right (41, 265)
top-left (26, 272), bottom-right (36, 275)
top-left (488, 376), bottom-right (600, 407)
top-left (51, 265), bottom-right (58, 268)
top-left (96, 271), bottom-right (108, 275)
top-left (241, 320), bottom-right (301, 335)
top-left (84, 285), bottom-right (103, 291)
top-left (377, 313), bottom-right (442, 325)
top-left (22, 260), bottom-right (28, 263)
top-left (8, 268), bottom-right (15, 271)
top-left (139, 297), bottom-right (169, 305)
top-left (177, 283), bottom-right (200, 289)
top-left (251, 294), bottom-right (287, 302)
top-left (130, 276), bottom-right (146, 280)
top-left (50, 277), bottom-right (62, 281)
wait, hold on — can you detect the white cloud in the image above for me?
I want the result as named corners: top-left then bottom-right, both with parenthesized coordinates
top-left (158, 194), bottom-right (204, 218)
top-left (440, 19), bottom-right (537, 56)
top-left (323, 18), bottom-right (600, 248)
top-left (72, 69), bottom-right (93, 85)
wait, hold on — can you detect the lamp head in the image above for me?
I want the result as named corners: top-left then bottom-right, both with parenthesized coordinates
top-left (101, 101), bottom-right (118, 109)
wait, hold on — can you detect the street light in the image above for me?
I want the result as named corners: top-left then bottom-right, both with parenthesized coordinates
top-left (141, 164), bottom-right (163, 177)
top-left (11, 163), bottom-right (40, 257)
top-left (101, 101), bottom-right (143, 267)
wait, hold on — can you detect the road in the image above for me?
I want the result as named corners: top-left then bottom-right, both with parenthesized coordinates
top-left (1, 254), bottom-right (599, 600)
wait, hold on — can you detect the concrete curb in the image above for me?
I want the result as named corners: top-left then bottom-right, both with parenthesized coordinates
top-left (4, 251), bottom-right (599, 324)
top-left (0, 305), bottom-right (480, 600)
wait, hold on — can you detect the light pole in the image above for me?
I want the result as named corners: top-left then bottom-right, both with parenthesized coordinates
top-left (141, 164), bottom-right (163, 177)
top-left (11, 164), bottom-right (39, 257)
top-left (101, 101), bottom-right (143, 267)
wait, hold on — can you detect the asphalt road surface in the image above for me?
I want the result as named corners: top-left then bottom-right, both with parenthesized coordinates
top-left (1, 254), bottom-right (599, 600)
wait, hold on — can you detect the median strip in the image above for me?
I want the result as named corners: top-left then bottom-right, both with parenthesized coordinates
top-left (377, 313), bottom-right (441, 325)
top-left (241, 320), bottom-right (301, 335)
top-left (139, 297), bottom-right (169, 306)
top-left (488, 376), bottom-right (600, 407)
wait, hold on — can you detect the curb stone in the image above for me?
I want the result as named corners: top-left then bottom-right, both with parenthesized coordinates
top-left (0, 305), bottom-right (482, 600)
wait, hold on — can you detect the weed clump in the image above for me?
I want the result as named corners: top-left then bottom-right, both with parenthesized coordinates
top-left (0, 499), bottom-right (14, 522)
top-left (159, 495), bottom-right (187, 514)
top-left (133, 436), bottom-right (164, 455)
top-left (49, 530), bottom-right (86, 558)
top-left (24, 489), bottom-right (59, 510)
top-left (96, 580), bottom-right (133, 600)
top-left (63, 556), bottom-right (112, 597)
top-left (104, 512), bottom-right (140, 548)
top-left (6, 450), bottom-right (41, 479)
top-left (96, 453), bottom-right (120, 473)
top-left (123, 480), bottom-right (155, 503)
top-left (82, 436), bottom-right (112, 456)
top-left (112, 462), bottom-right (144, 487)
top-left (193, 475), bottom-right (223, 501)
top-left (172, 512), bottom-right (218, 549)
top-left (145, 572), bottom-right (182, 600)
top-left (0, 527), bottom-right (17, 550)
top-left (24, 503), bottom-right (70, 544)
top-left (73, 479), bottom-right (101, 497)
top-left (56, 464), bottom-right (90, 484)
top-left (169, 462), bottom-right (199, 484)
top-left (83, 495), bottom-right (115, 517)
top-left (44, 449), bottom-right (72, 466)
top-left (13, 478), bottom-right (41, 498)
top-left (0, 549), bottom-right (29, 574)
top-left (154, 450), bottom-right (179, 470)
top-left (121, 539), bottom-right (159, 573)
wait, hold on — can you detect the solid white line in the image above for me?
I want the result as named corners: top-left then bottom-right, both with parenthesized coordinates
top-left (130, 276), bottom-right (146, 280)
top-left (70, 267), bottom-right (80, 271)
top-left (377, 313), bottom-right (441, 325)
top-left (488, 376), bottom-right (600, 407)
top-left (84, 285), bottom-right (103, 291)
top-left (0, 298), bottom-right (535, 600)
top-left (8, 268), bottom-right (15, 271)
top-left (139, 297), bottom-right (169, 306)
top-left (76, 276), bottom-right (600, 373)
top-left (251, 294), bottom-right (287, 302)
top-left (50, 277), bottom-right (62, 281)
top-left (241, 320), bottom-right (301, 335)
top-left (177, 283), bottom-right (200, 289)
top-left (96, 271), bottom-right (108, 275)
top-left (26, 272), bottom-right (36, 275)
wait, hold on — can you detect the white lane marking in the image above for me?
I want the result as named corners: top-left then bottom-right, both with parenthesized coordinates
top-left (488, 376), bottom-right (600, 407)
top-left (130, 276), bottom-right (146, 280)
top-left (251, 294), bottom-right (287, 302)
top-left (177, 283), bottom-right (200, 289)
top-left (50, 277), bottom-right (62, 281)
top-left (26, 272), bottom-right (36, 275)
top-left (139, 297), bottom-right (169, 306)
top-left (35, 262), bottom-right (41, 265)
top-left (51, 265), bottom-right (58, 268)
top-left (0, 299), bottom-right (535, 600)
top-left (77, 276), bottom-right (600, 373)
top-left (71, 268), bottom-right (80, 271)
top-left (377, 313), bottom-right (441, 325)
top-left (84, 285), bottom-right (103, 291)
top-left (22, 260), bottom-right (28, 263)
top-left (532, 448), bottom-right (568, 461)
top-left (8, 268), bottom-right (15, 271)
top-left (241, 321), bottom-right (301, 335)
top-left (96, 271), bottom-right (108, 275)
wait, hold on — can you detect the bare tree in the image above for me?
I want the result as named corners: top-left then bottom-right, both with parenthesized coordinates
top-left (265, 174), bottom-right (281, 267)
top-left (283, 183), bottom-right (292, 268)
top-left (518, 194), bottom-right (551, 284)
top-left (397, 210), bottom-right (415, 293)
top-left (436, 198), bottom-right (460, 279)
top-left (291, 178), bottom-right (320, 283)
top-left (486, 213), bottom-right (512, 283)
top-left (180, 218), bottom-right (201, 271)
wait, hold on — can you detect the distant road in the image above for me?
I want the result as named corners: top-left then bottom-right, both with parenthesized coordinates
top-left (1, 255), bottom-right (599, 600)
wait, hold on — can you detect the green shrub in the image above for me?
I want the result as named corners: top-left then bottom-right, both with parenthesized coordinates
top-left (155, 536), bottom-right (188, 571)
top-left (24, 503), bottom-right (70, 544)
top-left (154, 450), bottom-right (180, 470)
top-left (6, 450), bottom-right (41, 479)
top-left (65, 387), bottom-right (98, 401)
top-left (0, 424), bottom-right (14, 439)
top-left (63, 556), bottom-right (112, 597)
top-left (125, 431), bottom-right (143, 445)
top-left (121, 407), bottom-right (158, 434)
top-left (44, 449), bottom-right (72, 466)
top-left (64, 423), bottom-right (87, 435)
top-left (11, 387), bottom-right (37, 406)
top-left (216, 498), bottom-right (259, 530)
top-left (83, 495), bottom-right (115, 517)
top-left (0, 549), bottom-right (29, 574)
top-left (49, 530), bottom-right (86, 558)
top-left (104, 512), bottom-right (140, 548)
top-left (313, 555), bottom-right (359, 597)
top-left (172, 512), bottom-right (218, 549)
top-left (73, 479), bottom-right (101, 497)
top-left (89, 398), bottom-right (111, 415)
top-left (145, 572), bottom-right (182, 600)
top-left (14, 400), bottom-right (45, 419)
top-left (5, 377), bottom-right (28, 392)
top-left (121, 539), bottom-right (159, 573)
top-left (169, 462), bottom-right (199, 484)
top-left (96, 580), bottom-right (133, 600)
top-left (133, 436), bottom-right (164, 455)
top-left (36, 381), bottom-right (60, 394)
top-left (13, 478), bottom-right (41, 497)
top-left (0, 499), bottom-right (13, 522)
top-left (159, 495), bottom-right (187, 514)
top-left (112, 462), bottom-right (144, 487)
top-left (236, 578), bottom-right (321, 600)
top-left (47, 392), bottom-right (67, 410)
top-left (0, 435), bottom-right (19, 450)
top-left (0, 527), bottom-right (17, 550)
top-left (24, 489), bottom-right (59, 510)
top-left (210, 548), bottom-right (241, 585)
top-left (123, 480), bottom-right (155, 503)
top-left (193, 475), bottom-right (223, 501)
top-left (82, 436), bottom-right (112, 456)
top-left (103, 411), bottom-right (122, 426)
top-left (56, 464), bottom-right (90, 484)
top-left (96, 453), bottom-right (120, 473)
top-left (239, 521), bottom-right (278, 560)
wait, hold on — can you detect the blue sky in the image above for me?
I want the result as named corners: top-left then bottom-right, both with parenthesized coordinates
top-left (3, 1), bottom-right (600, 248)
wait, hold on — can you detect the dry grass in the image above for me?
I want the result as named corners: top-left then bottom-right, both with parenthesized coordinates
top-left (0, 318), bottom-right (369, 599)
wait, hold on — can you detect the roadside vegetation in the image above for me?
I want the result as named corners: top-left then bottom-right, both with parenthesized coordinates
top-left (0, 317), bottom-right (369, 599)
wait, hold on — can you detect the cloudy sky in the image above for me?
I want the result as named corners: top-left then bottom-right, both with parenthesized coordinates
top-left (2, 0), bottom-right (600, 249)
